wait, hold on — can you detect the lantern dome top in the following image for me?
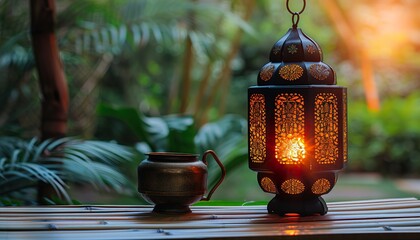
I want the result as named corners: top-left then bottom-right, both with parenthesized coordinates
top-left (257, 27), bottom-right (336, 85)
top-left (270, 28), bottom-right (321, 63)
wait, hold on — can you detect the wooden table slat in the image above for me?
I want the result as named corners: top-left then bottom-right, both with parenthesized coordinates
top-left (1, 198), bottom-right (420, 239)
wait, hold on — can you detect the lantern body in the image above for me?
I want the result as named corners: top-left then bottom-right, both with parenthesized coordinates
top-left (248, 27), bottom-right (347, 215)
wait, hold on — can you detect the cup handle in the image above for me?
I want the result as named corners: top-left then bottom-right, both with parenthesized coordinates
top-left (201, 150), bottom-right (226, 201)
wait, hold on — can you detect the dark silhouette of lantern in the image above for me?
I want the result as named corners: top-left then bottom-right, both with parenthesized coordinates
top-left (248, 0), bottom-right (347, 216)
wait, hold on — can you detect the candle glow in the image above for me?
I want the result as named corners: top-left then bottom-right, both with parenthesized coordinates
top-left (276, 134), bottom-right (306, 164)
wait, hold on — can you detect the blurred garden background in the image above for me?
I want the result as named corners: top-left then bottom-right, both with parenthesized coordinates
top-left (1, 0), bottom-right (419, 205)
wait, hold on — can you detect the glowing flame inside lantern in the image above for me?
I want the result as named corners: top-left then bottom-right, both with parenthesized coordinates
top-left (275, 134), bottom-right (306, 164)
top-left (286, 138), bottom-right (305, 161)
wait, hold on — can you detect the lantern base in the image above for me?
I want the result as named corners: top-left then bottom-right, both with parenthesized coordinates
top-left (267, 195), bottom-right (328, 216)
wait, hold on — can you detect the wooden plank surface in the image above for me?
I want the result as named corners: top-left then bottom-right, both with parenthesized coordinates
top-left (1, 198), bottom-right (420, 239)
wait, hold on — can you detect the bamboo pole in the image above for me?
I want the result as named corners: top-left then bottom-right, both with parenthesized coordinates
top-left (178, 0), bottom-right (197, 114)
top-left (198, 0), bottom-right (255, 125)
top-left (193, 62), bottom-right (214, 118)
top-left (71, 53), bottom-right (113, 137)
top-left (217, 0), bottom-right (256, 117)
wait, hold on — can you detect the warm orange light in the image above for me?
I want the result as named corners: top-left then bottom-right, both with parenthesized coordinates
top-left (284, 229), bottom-right (300, 236)
top-left (275, 134), bottom-right (305, 164)
top-left (351, 2), bottom-right (414, 61)
top-left (285, 137), bottom-right (305, 162)
top-left (283, 226), bottom-right (301, 236)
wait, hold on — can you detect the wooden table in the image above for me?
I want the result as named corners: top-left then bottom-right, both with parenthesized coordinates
top-left (2, 198), bottom-right (420, 239)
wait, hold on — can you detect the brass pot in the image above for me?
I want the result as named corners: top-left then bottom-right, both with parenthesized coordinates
top-left (138, 150), bottom-right (225, 214)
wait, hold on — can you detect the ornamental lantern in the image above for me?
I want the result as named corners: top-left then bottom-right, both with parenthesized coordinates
top-left (248, 0), bottom-right (347, 216)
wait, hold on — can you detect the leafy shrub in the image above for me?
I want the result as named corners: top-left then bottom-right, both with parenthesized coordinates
top-left (348, 92), bottom-right (420, 175)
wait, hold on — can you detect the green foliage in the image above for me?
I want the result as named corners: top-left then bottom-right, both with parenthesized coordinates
top-left (97, 104), bottom-right (248, 189)
top-left (348, 92), bottom-right (420, 175)
top-left (0, 137), bottom-right (134, 205)
top-left (97, 104), bottom-right (196, 152)
top-left (0, 0), bottom-right (255, 137)
top-left (194, 115), bottom-right (248, 188)
top-left (0, 197), bottom-right (23, 207)
top-left (61, 0), bottom-right (252, 56)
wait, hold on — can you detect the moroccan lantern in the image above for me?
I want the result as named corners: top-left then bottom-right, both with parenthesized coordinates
top-left (248, 0), bottom-right (347, 216)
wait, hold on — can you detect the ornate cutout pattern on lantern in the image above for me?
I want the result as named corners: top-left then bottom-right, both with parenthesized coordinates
top-left (311, 178), bottom-right (331, 195)
top-left (306, 45), bottom-right (316, 54)
top-left (261, 177), bottom-right (277, 193)
top-left (309, 64), bottom-right (330, 81)
top-left (343, 91), bottom-right (348, 163)
top-left (315, 93), bottom-right (339, 165)
top-left (279, 64), bottom-right (303, 81)
top-left (281, 179), bottom-right (305, 195)
top-left (273, 45), bottom-right (282, 55)
top-left (275, 93), bottom-right (305, 164)
top-left (287, 44), bottom-right (298, 54)
top-left (260, 64), bottom-right (275, 81)
top-left (249, 94), bottom-right (267, 163)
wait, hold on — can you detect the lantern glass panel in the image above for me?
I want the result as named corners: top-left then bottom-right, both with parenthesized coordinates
top-left (275, 93), bottom-right (305, 164)
top-left (249, 94), bottom-right (267, 163)
top-left (314, 93), bottom-right (339, 165)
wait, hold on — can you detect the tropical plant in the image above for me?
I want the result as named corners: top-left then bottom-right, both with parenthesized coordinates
top-left (0, 137), bottom-right (134, 205)
top-left (0, 0), bottom-right (255, 138)
top-left (97, 104), bottom-right (248, 189)
top-left (195, 115), bottom-right (248, 188)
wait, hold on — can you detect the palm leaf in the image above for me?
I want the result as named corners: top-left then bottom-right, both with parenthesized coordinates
top-left (0, 137), bottom-right (134, 204)
top-left (98, 104), bottom-right (198, 153)
top-left (60, 0), bottom-right (253, 57)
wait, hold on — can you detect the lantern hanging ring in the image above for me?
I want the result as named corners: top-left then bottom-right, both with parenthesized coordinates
top-left (286, 0), bottom-right (306, 28)
top-left (286, 0), bottom-right (306, 15)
